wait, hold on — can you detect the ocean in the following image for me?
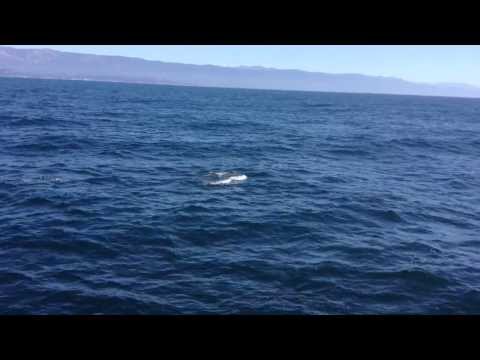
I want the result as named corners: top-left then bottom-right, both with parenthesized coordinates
top-left (1, 77), bottom-right (480, 314)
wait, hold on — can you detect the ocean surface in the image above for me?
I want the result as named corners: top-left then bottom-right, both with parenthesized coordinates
top-left (1, 77), bottom-right (480, 314)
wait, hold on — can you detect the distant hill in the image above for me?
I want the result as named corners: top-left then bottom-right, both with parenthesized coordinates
top-left (1, 46), bottom-right (480, 98)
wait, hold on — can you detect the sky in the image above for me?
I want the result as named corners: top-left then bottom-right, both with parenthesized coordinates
top-left (8, 45), bottom-right (480, 86)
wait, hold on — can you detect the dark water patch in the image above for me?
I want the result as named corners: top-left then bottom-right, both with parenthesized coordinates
top-left (84, 175), bottom-right (126, 186)
top-left (320, 175), bottom-right (347, 184)
top-left (33, 288), bottom-right (175, 314)
top-left (47, 269), bottom-right (88, 284)
top-left (303, 103), bottom-right (334, 108)
top-left (6, 135), bottom-right (97, 153)
top-left (65, 207), bottom-right (96, 218)
top-left (416, 212), bottom-right (476, 229)
top-left (448, 179), bottom-right (470, 190)
top-left (320, 244), bottom-right (384, 258)
top-left (459, 240), bottom-right (480, 248)
top-left (388, 137), bottom-right (435, 149)
top-left (340, 203), bottom-right (404, 225)
top-left (0, 271), bottom-right (34, 286)
top-left (10, 236), bottom-right (119, 258)
top-left (4, 116), bottom-right (84, 128)
top-left (326, 147), bottom-right (372, 157)
top-left (366, 269), bottom-right (451, 288)
top-left (396, 241), bottom-right (443, 254)
top-left (14, 196), bottom-right (58, 208)
top-left (367, 209), bottom-right (404, 223)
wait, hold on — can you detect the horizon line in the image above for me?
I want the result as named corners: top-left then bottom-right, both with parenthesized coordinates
top-left (1, 74), bottom-right (480, 100)
top-left (3, 45), bottom-right (479, 89)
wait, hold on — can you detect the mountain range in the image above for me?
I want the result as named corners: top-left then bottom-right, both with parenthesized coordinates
top-left (1, 46), bottom-right (479, 98)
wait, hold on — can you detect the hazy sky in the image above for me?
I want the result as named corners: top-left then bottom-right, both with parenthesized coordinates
top-left (8, 45), bottom-right (480, 86)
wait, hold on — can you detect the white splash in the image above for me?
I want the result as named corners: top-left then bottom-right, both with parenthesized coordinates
top-left (210, 174), bottom-right (247, 185)
top-left (206, 171), bottom-right (248, 185)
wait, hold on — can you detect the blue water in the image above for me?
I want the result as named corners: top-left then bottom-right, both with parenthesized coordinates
top-left (1, 77), bottom-right (480, 314)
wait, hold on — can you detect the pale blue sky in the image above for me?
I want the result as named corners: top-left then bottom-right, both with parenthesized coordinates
top-left (8, 45), bottom-right (480, 86)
